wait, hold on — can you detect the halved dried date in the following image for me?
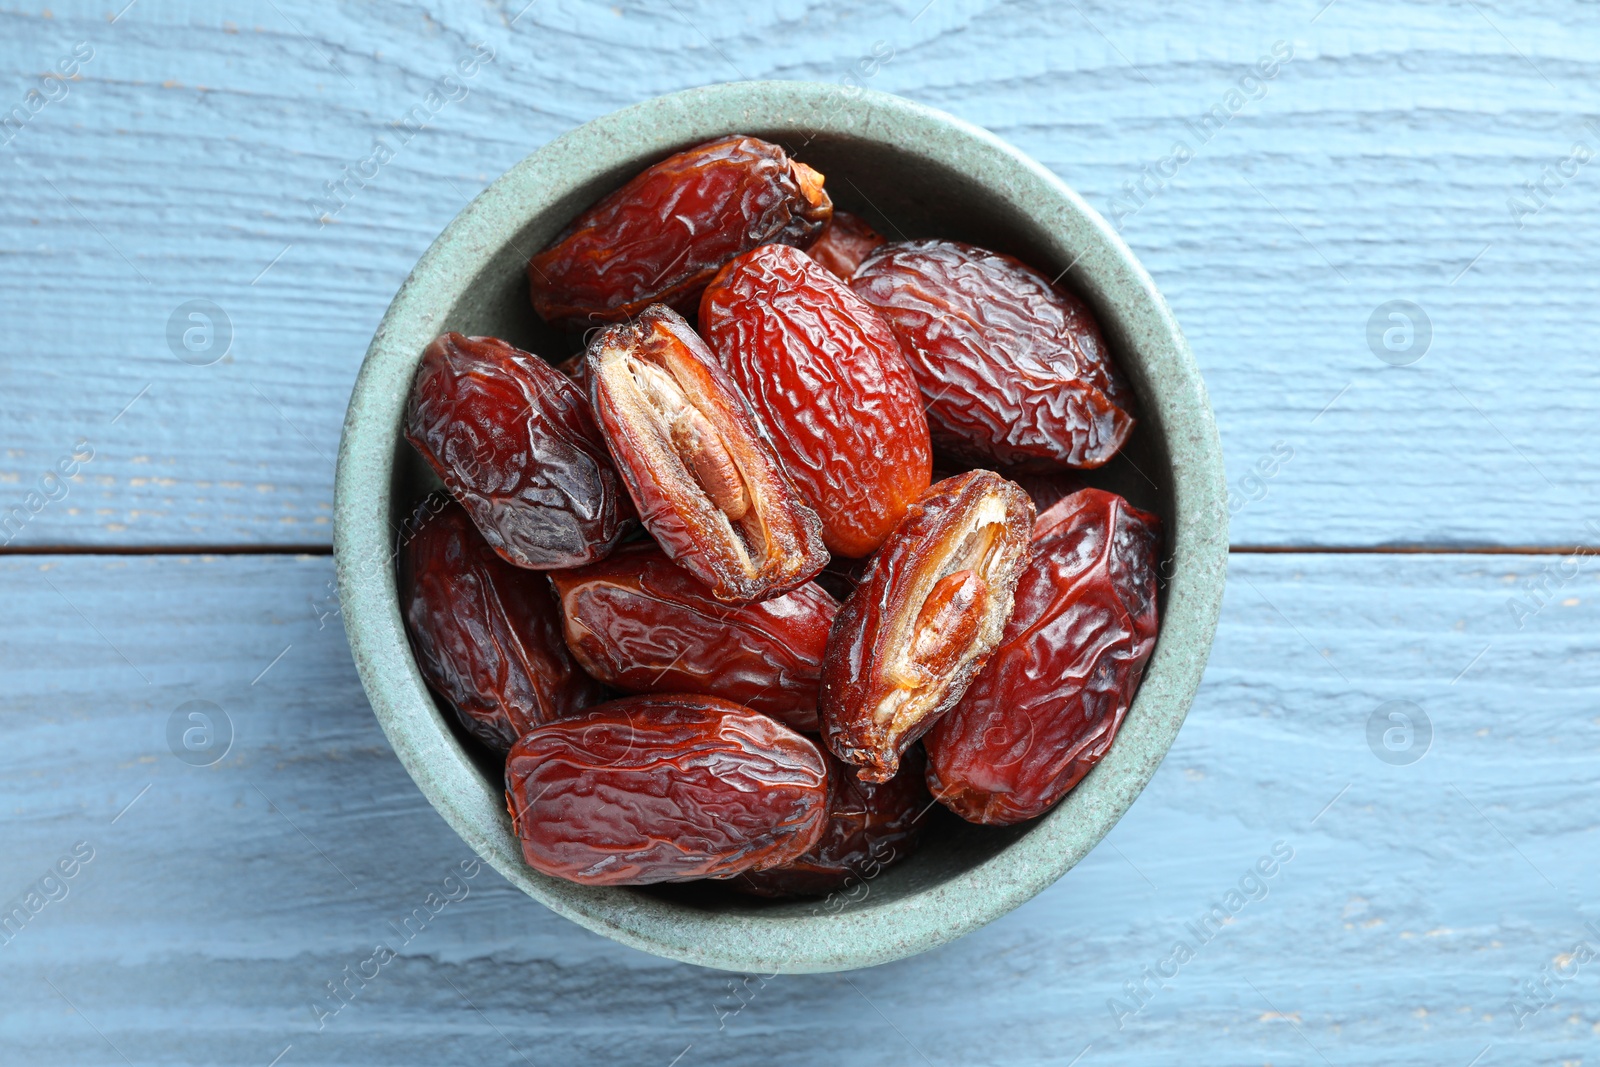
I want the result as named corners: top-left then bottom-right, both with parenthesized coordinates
top-left (588, 304), bottom-right (828, 603)
top-left (806, 210), bottom-right (885, 280)
top-left (851, 240), bottom-right (1135, 470)
top-left (405, 332), bottom-right (631, 570)
top-left (819, 471), bottom-right (1035, 782)
top-left (548, 542), bottom-right (836, 732)
top-left (400, 498), bottom-right (604, 753)
top-left (734, 747), bottom-right (930, 899)
top-left (528, 135), bottom-right (832, 329)
top-left (700, 243), bottom-right (931, 557)
top-left (926, 489), bottom-right (1161, 825)
top-left (505, 695), bottom-right (829, 886)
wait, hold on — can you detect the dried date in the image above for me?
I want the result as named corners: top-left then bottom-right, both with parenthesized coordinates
top-left (851, 240), bottom-right (1135, 470)
top-left (405, 332), bottom-right (631, 570)
top-left (528, 135), bottom-right (832, 329)
top-left (819, 470), bottom-right (1035, 782)
top-left (700, 243), bottom-right (931, 557)
top-left (400, 497), bottom-right (604, 753)
top-left (806, 210), bottom-right (885, 280)
top-left (505, 695), bottom-right (829, 886)
top-left (734, 747), bottom-right (930, 899)
top-left (926, 489), bottom-right (1161, 825)
top-left (548, 542), bottom-right (836, 732)
top-left (588, 304), bottom-right (828, 603)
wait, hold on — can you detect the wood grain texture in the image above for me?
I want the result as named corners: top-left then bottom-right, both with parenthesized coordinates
top-left (3, 4), bottom-right (1596, 1065)
top-left (0, 1), bottom-right (1596, 548)
top-left (1, 551), bottom-right (1595, 1065)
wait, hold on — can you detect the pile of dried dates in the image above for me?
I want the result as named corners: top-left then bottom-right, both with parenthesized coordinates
top-left (399, 134), bottom-right (1162, 896)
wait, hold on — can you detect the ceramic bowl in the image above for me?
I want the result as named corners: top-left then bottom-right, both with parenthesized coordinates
top-left (334, 80), bottom-right (1227, 974)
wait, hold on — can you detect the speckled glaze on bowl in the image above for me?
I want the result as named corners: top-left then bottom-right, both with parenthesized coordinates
top-left (334, 81), bottom-right (1227, 974)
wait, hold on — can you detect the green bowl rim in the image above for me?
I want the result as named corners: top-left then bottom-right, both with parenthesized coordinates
top-left (334, 80), bottom-right (1228, 974)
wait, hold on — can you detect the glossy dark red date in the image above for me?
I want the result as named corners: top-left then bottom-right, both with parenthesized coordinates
top-left (548, 542), bottom-right (836, 732)
top-left (400, 498), bottom-right (604, 753)
top-left (700, 242), bottom-right (932, 557)
top-left (528, 135), bottom-right (832, 329)
top-left (505, 695), bottom-right (829, 886)
top-left (851, 240), bottom-right (1135, 470)
top-left (405, 332), bottom-right (631, 570)
top-left (926, 489), bottom-right (1161, 824)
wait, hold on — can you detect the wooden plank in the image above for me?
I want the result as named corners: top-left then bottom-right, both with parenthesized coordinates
top-left (1, 2), bottom-right (1597, 549)
top-left (1, 551), bottom-right (1594, 1064)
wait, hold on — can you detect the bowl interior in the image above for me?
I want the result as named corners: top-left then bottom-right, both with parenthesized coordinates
top-left (389, 128), bottom-right (1177, 913)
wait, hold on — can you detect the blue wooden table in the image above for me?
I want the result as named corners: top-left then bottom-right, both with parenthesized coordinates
top-left (3, 2), bottom-right (1597, 1064)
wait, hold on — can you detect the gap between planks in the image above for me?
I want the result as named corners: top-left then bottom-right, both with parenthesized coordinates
top-left (0, 544), bottom-right (1594, 557)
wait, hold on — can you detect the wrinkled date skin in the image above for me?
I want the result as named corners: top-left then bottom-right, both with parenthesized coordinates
top-left (734, 747), bottom-right (930, 899)
top-left (528, 135), bottom-right (833, 329)
top-left (851, 240), bottom-right (1136, 470)
top-left (820, 471), bottom-right (1035, 783)
top-left (700, 243), bottom-right (932, 557)
top-left (588, 304), bottom-right (828, 603)
top-left (505, 695), bottom-right (829, 886)
top-left (548, 542), bottom-right (836, 732)
top-left (401, 498), bottom-right (604, 753)
top-left (926, 489), bottom-right (1161, 825)
top-left (806, 210), bottom-right (885, 280)
top-left (405, 333), bottom-right (632, 570)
